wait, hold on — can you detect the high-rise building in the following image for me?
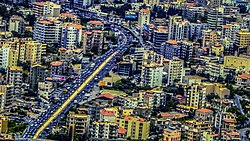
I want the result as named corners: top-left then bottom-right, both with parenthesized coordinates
top-left (235, 29), bottom-right (250, 48)
top-left (189, 22), bottom-right (208, 41)
top-left (7, 66), bottom-right (23, 95)
top-left (91, 30), bottom-right (103, 55)
top-left (202, 29), bottom-right (220, 47)
top-left (32, 1), bottom-right (61, 18)
top-left (29, 64), bottom-right (45, 90)
top-left (8, 15), bottom-right (25, 35)
top-left (138, 9), bottom-right (150, 28)
top-left (168, 15), bottom-right (190, 40)
top-left (161, 40), bottom-right (178, 60)
top-left (116, 116), bottom-right (150, 140)
top-left (141, 51), bottom-right (164, 88)
top-left (165, 57), bottom-right (184, 85)
top-left (34, 19), bottom-right (61, 44)
top-left (207, 8), bottom-right (223, 31)
top-left (38, 80), bottom-right (54, 101)
top-left (73, 0), bottom-right (92, 9)
top-left (90, 121), bottom-right (119, 140)
top-left (0, 46), bottom-right (18, 70)
top-left (25, 41), bottom-right (47, 65)
top-left (67, 111), bottom-right (90, 137)
top-left (153, 26), bottom-right (168, 53)
top-left (0, 85), bottom-right (14, 111)
top-left (0, 115), bottom-right (8, 133)
top-left (221, 23), bottom-right (241, 41)
top-left (60, 23), bottom-right (83, 49)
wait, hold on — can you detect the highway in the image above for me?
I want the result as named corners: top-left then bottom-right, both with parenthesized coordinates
top-left (33, 52), bottom-right (117, 139)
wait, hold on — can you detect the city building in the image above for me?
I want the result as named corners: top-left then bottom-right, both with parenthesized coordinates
top-left (8, 15), bottom-right (25, 35)
top-left (34, 19), bottom-right (61, 44)
top-left (90, 121), bottom-right (119, 140)
top-left (73, 0), bottom-right (92, 9)
top-left (0, 85), bottom-right (14, 111)
top-left (32, 1), bottom-right (61, 18)
top-left (236, 74), bottom-right (250, 88)
top-left (163, 127), bottom-right (181, 141)
top-left (86, 20), bottom-right (104, 31)
top-left (60, 23), bottom-right (83, 49)
top-left (223, 55), bottom-right (250, 73)
top-left (221, 23), bottom-right (241, 41)
top-left (138, 9), bottom-right (150, 28)
top-left (38, 79), bottom-right (54, 101)
top-left (235, 29), bottom-right (250, 54)
top-left (189, 22), bottom-right (208, 41)
top-left (202, 29), bottom-right (220, 47)
top-left (0, 116), bottom-right (8, 133)
top-left (164, 57), bottom-right (184, 86)
top-left (25, 41), bottom-right (47, 65)
top-left (168, 15), bottom-right (190, 41)
top-left (116, 116), bottom-right (150, 140)
top-left (67, 111), bottom-right (90, 137)
top-left (141, 51), bottom-right (164, 88)
top-left (207, 8), bottom-right (223, 31)
top-left (153, 26), bottom-right (168, 52)
top-left (29, 64), bottom-right (46, 90)
top-left (50, 61), bottom-right (67, 75)
top-left (91, 30), bottom-right (103, 55)
top-left (7, 66), bottom-right (23, 95)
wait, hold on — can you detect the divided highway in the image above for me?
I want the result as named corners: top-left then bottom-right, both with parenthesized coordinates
top-left (33, 51), bottom-right (117, 139)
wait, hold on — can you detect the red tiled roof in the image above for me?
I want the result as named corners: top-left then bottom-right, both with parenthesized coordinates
top-left (196, 108), bottom-right (213, 113)
top-left (238, 74), bottom-right (250, 79)
top-left (224, 118), bottom-right (236, 123)
top-left (161, 112), bottom-right (171, 117)
top-left (230, 131), bottom-right (239, 136)
top-left (140, 9), bottom-right (150, 13)
top-left (50, 61), bottom-right (63, 67)
top-left (97, 93), bottom-right (115, 100)
top-left (117, 127), bottom-right (127, 134)
top-left (100, 109), bottom-right (115, 116)
top-left (59, 47), bottom-right (67, 51)
top-left (88, 20), bottom-right (103, 25)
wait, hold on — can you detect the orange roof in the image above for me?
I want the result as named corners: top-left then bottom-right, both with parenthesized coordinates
top-left (97, 93), bottom-right (115, 100)
top-left (50, 61), bottom-right (63, 67)
top-left (100, 109), bottom-right (115, 116)
top-left (62, 23), bottom-right (83, 29)
top-left (196, 108), bottom-right (213, 113)
top-left (117, 127), bottom-right (127, 134)
top-left (33, 2), bottom-right (44, 6)
top-left (230, 131), bottom-right (239, 136)
top-left (214, 43), bottom-right (221, 47)
top-left (161, 112), bottom-right (171, 117)
top-left (88, 20), bottom-right (103, 25)
top-left (60, 13), bottom-right (77, 19)
top-left (140, 9), bottom-right (150, 13)
top-left (138, 118), bottom-right (145, 122)
top-left (222, 25), bottom-right (232, 29)
top-left (124, 116), bottom-right (134, 120)
top-left (238, 74), bottom-right (250, 79)
top-left (38, 20), bottom-right (53, 25)
top-left (59, 47), bottom-right (67, 51)
top-left (167, 40), bottom-right (177, 45)
top-left (224, 118), bottom-right (236, 123)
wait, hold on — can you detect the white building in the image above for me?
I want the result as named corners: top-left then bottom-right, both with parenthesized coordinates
top-left (60, 23), bottom-right (83, 49)
top-left (138, 9), bottom-right (150, 28)
top-left (165, 57), bottom-right (184, 86)
top-left (8, 15), bottom-right (25, 35)
top-left (168, 15), bottom-right (190, 41)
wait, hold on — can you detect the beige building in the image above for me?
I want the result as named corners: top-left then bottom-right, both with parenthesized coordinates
top-left (163, 127), bottom-right (181, 141)
top-left (7, 66), bottom-right (23, 95)
top-left (235, 29), bottom-right (250, 48)
top-left (224, 55), bottom-right (250, 73)
top-left (32, 1), bottom-right (61, 18)
top-left (143, 0), bottom-right (160, 7)
top-left (0, 85), bottom-right (14, 111)
top-left (38, 80), bottom-right (54, 101)
top-left (0, 115), bottom-right (8, 133)
top-left (8, 15), bottom-right (24, 35)
top-left (138, 9), bottom-right (150, 28)
top-left (67, 111), bottom-right (90, 137)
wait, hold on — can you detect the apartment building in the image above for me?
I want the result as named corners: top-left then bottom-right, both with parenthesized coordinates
top-left (86, 20), bottom-right (104, 31)
top-left (0, 116), bottom-right (8, 133)
top-left (163, 127), bottom-right (181, 141)
top-left (116, 116), bottom-right (150, 140)
top-left (7, 66), bottom-right (23, 95)
top-left (235, 29), bottom-right (250, 48)
top-left (29, 64), bottom-right (45, 90)
top-left (60, 23), bottom-right (83, 49)
top-left (138, 9), bottom-right (150, 28)
top-left (91, 30), bottom-right (103, 55)
top-left (168, 15), bottom-right (190, 41)
top-left (0, 85), bottom-right (14, 111)
top-left (38, 80), bottom-right (54, 101)
top-left (189, 22), bottom-right (208, 41)
top-left (32, 1), bottom-right (61, 18)
top-left (50, 61), bottom-right (67, 75)
top-left (202, 29), bottom-right (220, 47)
top-left (90, 121), bottom-right (119, 140)
top-left (153, 26), bottom-right (168, 52)
top-left (207, 8), bottom-right (223, 31)
top-left (34, 19), bottom-right (61, 44)
top-left (8, 15), bottom-right (24, 35)
top-left (0, 45), bottom-right (18, 70)
top-left (67, 111), bottom-right (90, 136)
top-left (236, 74), bottom-right (250, 88)
top-left (224, 55), bottom-right (250, 73)
top-left (164, 57), bottom-right (184, 86)
top-left (221, 23), bottom-right (241, 41)
top-left (25, 41), bottom-right (46, 64)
